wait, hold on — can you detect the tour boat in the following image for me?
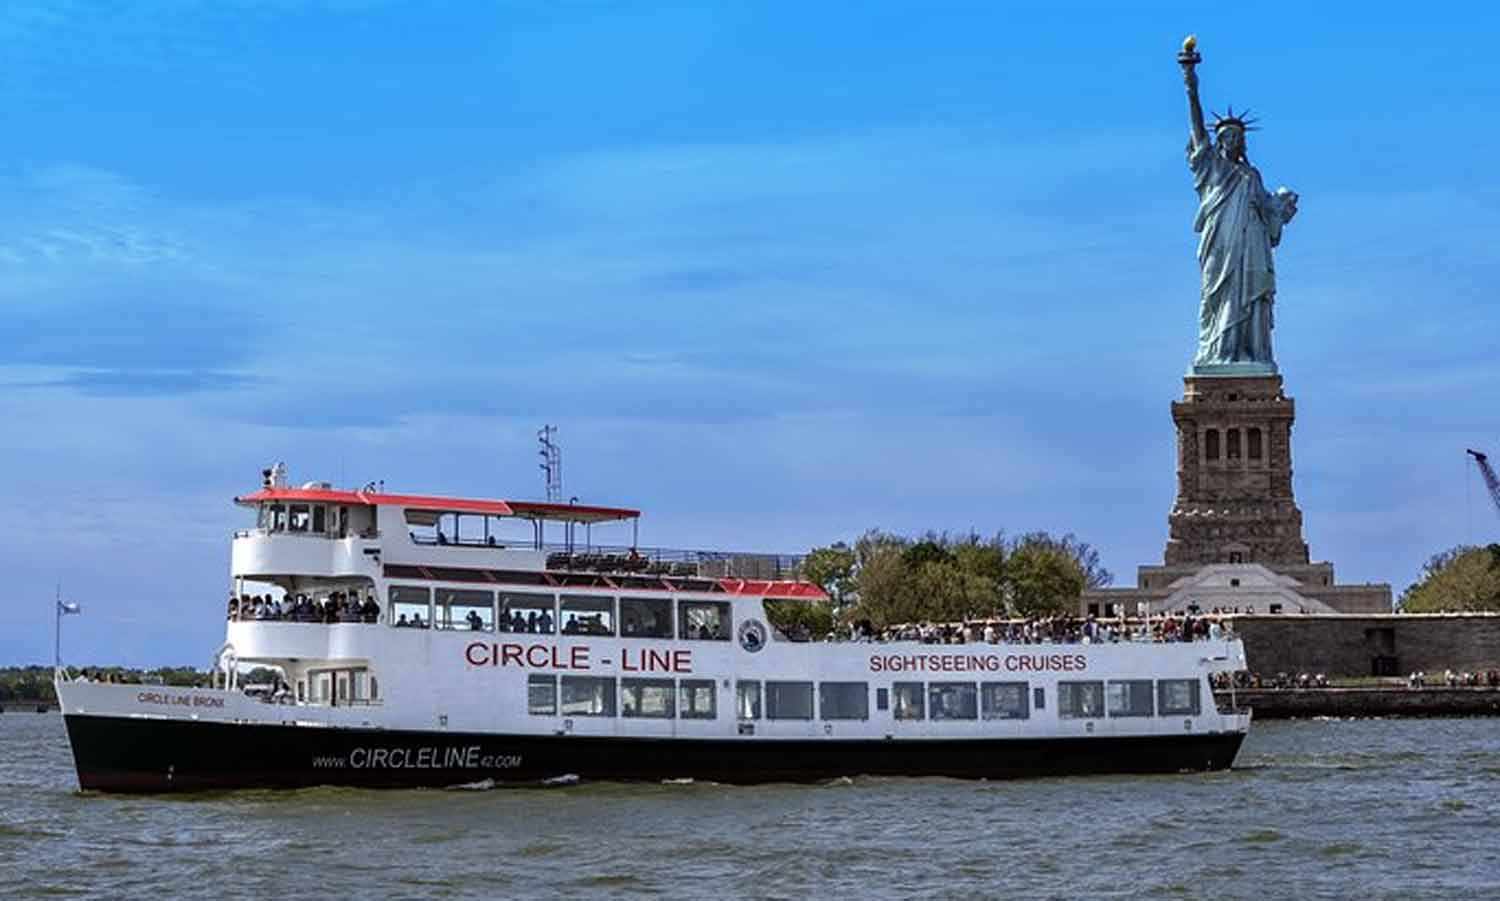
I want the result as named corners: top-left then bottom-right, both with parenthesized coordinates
top-left (57, 466), bottom-right (1251, 792)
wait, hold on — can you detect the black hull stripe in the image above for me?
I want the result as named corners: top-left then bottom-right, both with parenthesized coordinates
top-left (64, 714), bottom-right (1245, 793)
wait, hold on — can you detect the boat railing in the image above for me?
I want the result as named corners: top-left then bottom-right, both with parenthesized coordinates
top-left (541, 543), bottom-right (805, 580)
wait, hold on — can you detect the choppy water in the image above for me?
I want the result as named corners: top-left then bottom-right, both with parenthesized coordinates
top-left (2, 714), bottom-right (1498, 899)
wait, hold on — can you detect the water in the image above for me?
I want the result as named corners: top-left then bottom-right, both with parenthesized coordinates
top-left (3, 714), bottom-right (1498, 899)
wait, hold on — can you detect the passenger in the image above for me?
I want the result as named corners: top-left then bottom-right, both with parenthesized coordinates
top-left (466, 609), bottom-right (484, 630)
top-left (363, 595), bottom-right (380, 624)
top-left (528, 611), bottom-right (540, 633)
top-left (412, 613), bottom-right (426, 629)
top-left (396, 614), bottom-right (409, 628)
top-left (537, 609), bottom-right (553, 634)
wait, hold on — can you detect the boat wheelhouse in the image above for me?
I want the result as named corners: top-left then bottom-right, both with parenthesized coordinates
top-left (58, 466), bottom-right (1251, 792)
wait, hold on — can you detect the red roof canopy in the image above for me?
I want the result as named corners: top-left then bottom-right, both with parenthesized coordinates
top-left (236, 487), bottom-right (639, 523)
top-left (718, 579), bottom-right (828, 600)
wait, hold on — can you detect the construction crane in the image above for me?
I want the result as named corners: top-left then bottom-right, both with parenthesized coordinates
top-left (1467, 449), bottom-right (1500, 521)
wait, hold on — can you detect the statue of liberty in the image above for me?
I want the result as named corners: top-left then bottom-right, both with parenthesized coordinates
top-left (1178, 37), bottom-right (1299, 373)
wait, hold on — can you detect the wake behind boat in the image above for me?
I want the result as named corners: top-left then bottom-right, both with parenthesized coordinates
top-left (58, 465), bottom-right (1250, 792)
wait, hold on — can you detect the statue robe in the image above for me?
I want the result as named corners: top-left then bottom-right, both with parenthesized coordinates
top-left (1188, 134), bottom-right (1289, 367)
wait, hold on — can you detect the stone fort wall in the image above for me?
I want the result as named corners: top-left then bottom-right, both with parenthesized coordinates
top-left (1233, 614), bottom-right (1500, 678)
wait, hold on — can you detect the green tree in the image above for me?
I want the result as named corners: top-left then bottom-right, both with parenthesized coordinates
top-left (800, 542), bottom-right (857, 610)
top-left (850, 540), bottom-right (921, 627)
top-left (1005, 541), bottom-right (1087, 617)
top-left (1400, 544), bottom-right (1500, 612)
top-left (1010, 531), bottom-right (1113, 589)
top-left (951, 532), bottom-right (1006, 585)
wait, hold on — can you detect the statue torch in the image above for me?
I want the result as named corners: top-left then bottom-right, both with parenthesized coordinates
top-left (1178, 34), bottom-right (1201, 69)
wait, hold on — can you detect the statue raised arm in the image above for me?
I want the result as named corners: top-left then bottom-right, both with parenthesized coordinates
top-left (1180, 36), bottom-right (1209, 150)
top-left (1176, 36), bottom-right (1298, 374)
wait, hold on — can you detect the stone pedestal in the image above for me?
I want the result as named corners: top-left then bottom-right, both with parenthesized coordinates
top-left (1079, 370), bottom-right (1393, 617)
top-left (1163, 374), bottom-right (1310, 567)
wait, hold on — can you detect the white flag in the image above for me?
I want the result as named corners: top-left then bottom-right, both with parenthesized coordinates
top-left (58, 601), bottom-right (81, 615)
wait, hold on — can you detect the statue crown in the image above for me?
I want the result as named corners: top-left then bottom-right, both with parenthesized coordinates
top-left (1211, 105), bottom-right (1259, 133)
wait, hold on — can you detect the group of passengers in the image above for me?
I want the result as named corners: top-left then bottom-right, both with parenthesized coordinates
top-left (498, 608), bottom-right (555, 634)
top-left (227, 591), bottom-right (380, 624)
top-left (1409, 669), bottom-right (1500, 688)
top-left (392, 607), bottom-right (560, 631)
top-left (561, 613), bottom-right (610, 636)
top-left (824, 614), bottom-right (1232, 646)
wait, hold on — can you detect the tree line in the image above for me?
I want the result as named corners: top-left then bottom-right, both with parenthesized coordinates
top-left (789, 529), bottom-right (1111, 632)
top-left (1400, 543), bottom-right (1500, 613)
top-left (0, 666), bottom-right (204, 705)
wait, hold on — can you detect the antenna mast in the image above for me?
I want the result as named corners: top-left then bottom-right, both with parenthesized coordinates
top-left (538, 425), bottom-right (562, 503)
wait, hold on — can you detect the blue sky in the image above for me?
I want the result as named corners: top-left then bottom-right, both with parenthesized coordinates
top-left (2, 2), bottom-right (1498, 666)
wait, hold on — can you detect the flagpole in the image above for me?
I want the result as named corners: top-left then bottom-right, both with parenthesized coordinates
top-left (54, 583), bottom-right (61, 672)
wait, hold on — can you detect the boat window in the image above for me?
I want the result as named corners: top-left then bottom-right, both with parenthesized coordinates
top-left (389, 586), bottom-right (431, 629)
top-left (893, 682), bottom-right (925, 720)
top-left (435, 589), bottom-right (494, 632)
top-left (350, 671), bottom-right (371, 702)
top-left (875, 688), bottom-right (889, 712)
top-left (765, 681), bottom-right (814, 720)
top-left (560, 676), bottom-right (616, 717)
top-left (736, 681), bottom-right (762, 720)
top-left (406, 510), bottom-right (440, 545)
top-left (680, 600), bottom-right (731, 641)
top-left (1107, 680), bottom-right (1155, 718)
top-left (311, 673), bottom-right (330, 703)
top-left (981, 681), bottom-right (1030, 720)
top-left (289, 505), bottom-right (311, 532)
top-left (259, 503), bottom-right (286, 531)
top-left (499, 592), bottom-right (555, 634)
top-left (928, 682), bottom-right (978, 721)
top-left (621, 678), bottom-right (675, 718)
top-left (1033, 687), bottom-right (1045, 710)
top-left (312, 505), bottom-right (327, 534)
top-left (528, 674), bottom-right (557, 715)
top-left (1158, 679), bottom-right (1202, 716)
top-left (560, 594), bottom-right (614, 636)
top-left (819, 682), bottom-right (869, 720)
top-left (680, 679), bottom-right (717, 719)
top-left (1058, 681), bottom-right (1105, 719)
top-left (620, 597), bottom-right (673, 639)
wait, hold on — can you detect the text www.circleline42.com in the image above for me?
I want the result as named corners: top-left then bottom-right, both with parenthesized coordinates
top-left (313, 746), bottom-right (522, 769)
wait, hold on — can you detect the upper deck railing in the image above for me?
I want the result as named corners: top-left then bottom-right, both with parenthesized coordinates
top-left (234, 519), bottom-right (807, 582)
top-left (542, 543), bottom-right (805, 581)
